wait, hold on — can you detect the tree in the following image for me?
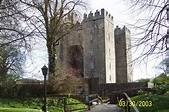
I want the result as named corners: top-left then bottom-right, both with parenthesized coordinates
top-left (0, 45), bottom-right (26, 76)
top-left (0, 1), bottom-right (27, 76)
top-left (0, 0), bottom-right (32, 49)
top-left (0, 1), bottom-right (28, 97)
top-left (18, 0), bottom-right (87, 76)
top-left (126, 0), bottom-right (169, 62)
top-left (155, 53), bottom-right (169, 75)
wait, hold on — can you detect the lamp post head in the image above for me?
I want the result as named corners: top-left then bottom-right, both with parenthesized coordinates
top-left (41, 65), bottom-right (48, 76)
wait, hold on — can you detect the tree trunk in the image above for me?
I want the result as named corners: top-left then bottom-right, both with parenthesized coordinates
top-left (47, 42), bottom-right (57, 76)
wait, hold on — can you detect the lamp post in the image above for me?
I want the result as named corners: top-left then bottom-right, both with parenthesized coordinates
top-left (41, 65), bottom-right (48, 112)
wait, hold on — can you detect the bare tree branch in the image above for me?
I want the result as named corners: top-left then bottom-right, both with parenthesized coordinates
top-left (126, 0), bottom-right (169, 65)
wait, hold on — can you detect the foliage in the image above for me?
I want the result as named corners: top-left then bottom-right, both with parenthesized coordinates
top-left (153, 76), bottom-right (169, 85)
top-left (48, 64), bottom-right (84, 94)
top-left (131, 76), bottom-right (169, 112)
top-left (0, 74), bottom-right (19, 97)
top-left (137, 78), bottom-right (150, 83)
top-left (132, 88), bottom-right (169, 112)
top-left (66, 98), bottom-right (87, 112)
top-left (16, 83), bottom-right (43, 97)
top-left (0, 97), bottom-right (87, 112)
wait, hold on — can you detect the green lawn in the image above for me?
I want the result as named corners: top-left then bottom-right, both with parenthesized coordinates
top-left (0, 108), bottom-right (41, 112)
top-left (0, 97), bottom-right (87, 112)
top-left (131, 81), bottom-right (169, 112)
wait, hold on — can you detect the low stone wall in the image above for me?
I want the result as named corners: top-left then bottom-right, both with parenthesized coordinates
top-left (99, 82), bottom-right (148, 97)
top-left (108, 88), bottom-right (152, 104)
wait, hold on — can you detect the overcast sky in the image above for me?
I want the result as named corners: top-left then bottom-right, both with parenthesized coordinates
top-left (24, 0), bottom-right (165, 81)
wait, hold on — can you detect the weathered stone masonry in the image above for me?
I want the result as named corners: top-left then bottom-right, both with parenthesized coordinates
top-left (58, 9), bottom-right (133, 83)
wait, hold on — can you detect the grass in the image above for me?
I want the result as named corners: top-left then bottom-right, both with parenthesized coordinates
top-left (131, 91), bottom-right (169, 112)
top-left (118, 76), bottom-right (169, 112)
top-left (0, 108), bottom-right (41, 112)
top-left (0, 97), bottom-right (87, 112)
top-left (130, 77), bottom-right (169, 112)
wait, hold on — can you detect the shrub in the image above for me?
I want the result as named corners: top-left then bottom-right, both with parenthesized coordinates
top-left (47, 64), bottom-right (84, 95)
top-left (132, 80), bottom-right (169, 112)
top-left (17, 84), bottom-right (43, 97)
top-left (0, 75), bottom-right (18, 97)
top-left (137, 78), bottom-right (150, 83)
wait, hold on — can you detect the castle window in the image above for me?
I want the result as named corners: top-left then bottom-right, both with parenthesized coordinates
top-left (110, 75), bottom-right (111, 81)
top-left (109, 63), bottom-right (111, 69)
top-left (108, 33), bottom-right (110, 41)
top-left (91, 61), bottom-right (94, 69)
top-left (109, 49), bottom-right (110, 55)
top-left (90, 32), bottom-right (93, 41)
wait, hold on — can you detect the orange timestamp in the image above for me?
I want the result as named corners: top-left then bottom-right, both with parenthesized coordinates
top-left (118, 99), bottom-right (153, 107)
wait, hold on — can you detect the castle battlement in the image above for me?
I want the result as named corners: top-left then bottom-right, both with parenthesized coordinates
top-left (115, 26), bottom-right (131, 35)
top-left (67, 11), bottom-right (79, 24)
top-left (83, 8), bottom-right (113, 22)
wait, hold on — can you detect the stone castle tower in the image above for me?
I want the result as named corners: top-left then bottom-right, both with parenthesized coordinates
top-left (115, 26), bottom-right (133, 82)
top-left (58, 9), bottom-right (133, 83)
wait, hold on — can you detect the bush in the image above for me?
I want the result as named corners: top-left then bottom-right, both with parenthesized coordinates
top-left (153, 76), bottom-right (169, 85)
top-left (48, 64), bottom-right (84, 95)
top-left (0, 75), bottom-right (18, 97)
top-left (17, 84), bottom-right (43, 97)
top-left (131, 78), bottom-right (169, 112)
top-left (137, 78), bottom-right (150, 83)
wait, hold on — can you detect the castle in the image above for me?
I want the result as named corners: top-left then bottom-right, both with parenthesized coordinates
top-left (58, 9), bottom-right (133, 83)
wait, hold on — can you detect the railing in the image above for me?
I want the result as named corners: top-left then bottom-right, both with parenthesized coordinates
top-left (86, 94), bottom-right (102, 110)
top-left (48, 94), bottom-right (102, 112)
top-left (123, 92), bottom-right (139, 112)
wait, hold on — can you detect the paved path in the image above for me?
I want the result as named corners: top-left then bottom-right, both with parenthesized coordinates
top-left (86, 104), bottom-right (122, 112)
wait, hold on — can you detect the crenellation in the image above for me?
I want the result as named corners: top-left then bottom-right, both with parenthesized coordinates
top-left (67, 11), bottom-right (78, 23)
top-left (101, 8), bottom-right (113, 21)
top-left (88, 11), bottom-right (94, 18)
top-left (83, 13), bottom-right (87, 20)
top-left (122, 26), bottom-right (131, 34)
top-left (59, 8), bottom-right (133, 84)
top-left (95, 10), bottom-right (100, 17)
top-left (115, 26), bottom-right (131, 35)
top-left (82, 9), bottom-right (113, 22)
top-left (115, 25), bottom-right (123, 35)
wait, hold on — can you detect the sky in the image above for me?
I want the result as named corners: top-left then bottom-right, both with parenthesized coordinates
top-left (23, 0), bottom-right (165, 81)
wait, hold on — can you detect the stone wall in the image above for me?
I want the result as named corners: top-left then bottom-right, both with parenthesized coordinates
top-left (58, 9), bottom-right (132, 84)
top-left (99, 82), bottom-right (148, 97)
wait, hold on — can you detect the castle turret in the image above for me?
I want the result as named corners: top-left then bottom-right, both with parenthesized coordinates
top-left (81, 9), bottom-right (116, 83)
top-left (115, 26), bottom-right (133, 82)
top-left (59, 9), bottom-right (132, 84)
